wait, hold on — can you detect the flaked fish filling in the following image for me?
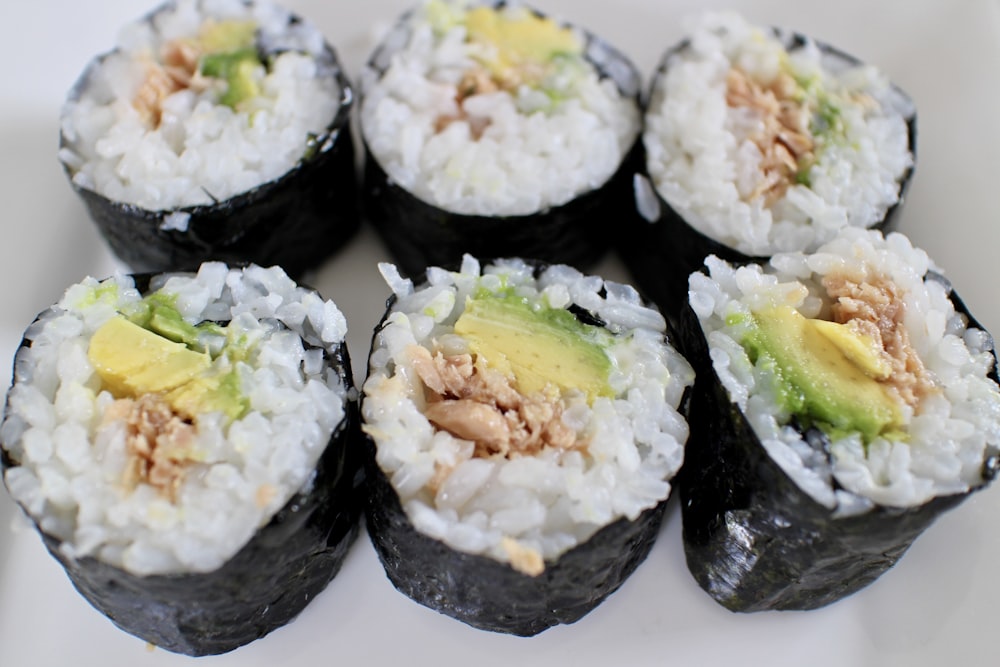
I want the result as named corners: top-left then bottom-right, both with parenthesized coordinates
top-left (824, 271), bottom-right (936, 409)
top-left (408, 344), bottom-right (579, 459)
top-left (106, 394), bottom-right (198, 500)
top-left (725, 68), bottom-right (815, 205)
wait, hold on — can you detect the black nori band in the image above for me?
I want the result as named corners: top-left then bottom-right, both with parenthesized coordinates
top-left (61, 6), bottom-right (360, 279)
top-left (618, 32), bottom-right (917, 326)
top-left (363, 435), bottom-right (668, 635)
top-left (673, 274), bottom-right (998, 612)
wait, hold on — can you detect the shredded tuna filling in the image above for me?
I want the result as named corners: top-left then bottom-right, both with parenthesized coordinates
top-left (107, 394), bottom-right (198, 499)
top-left (133, 41), bottom-right (209, 128)
top-left (823, 272), bottom-right (937, 408)
top-left (407, 344), bottom-right (580, 458)
top-left (725, 68), bottom-right (815, 205)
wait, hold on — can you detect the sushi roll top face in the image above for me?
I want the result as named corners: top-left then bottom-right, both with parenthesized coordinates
top-left (59, 0), bottom-right (345, 212)
top-left (360, 0), bottom-right (640, 216)
top-left (645, 12), bottom-right (914, 256)
top-left (688, 229), bottom-right (1000, 513)
top-left (363, 257), bottom-right (693, 574)
top-left (1, 264), bottom-right (351, 576)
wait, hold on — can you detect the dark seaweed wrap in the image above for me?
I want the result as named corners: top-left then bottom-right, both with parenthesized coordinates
top-left (363, 438), bottom-right (668, 635)
top-left (60, 4), bottom-right (360, 278)
top-left (675, 274), bottom-right (998, 612)
top-left (359, 2), bottom-right (643, 278)
top-left (0, 273), bottom-right (363, 656)
top-left (619, 32), bottom-right (917, 325)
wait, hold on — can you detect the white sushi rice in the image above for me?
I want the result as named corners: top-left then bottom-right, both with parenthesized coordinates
top-left (58, 0), bottom-right (341, 211)
top-left (359, 0), bottom-right (639, 216)
top-left (689, 228), bottom-right (1000, 513)
top-left (0, 263), bottom-right (349, 575)
top-left (645, 11), bottom-right (914, 256)
top-left (363, 256), bottom-right (693, 568)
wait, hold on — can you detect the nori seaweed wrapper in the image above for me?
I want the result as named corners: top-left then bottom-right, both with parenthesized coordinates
top-left (60, 4), bottom-right (360, 278)
top-left (619, 31), bottom-right (917, 326)
top-left (360, 261), bottom-right (688, 635)
top-left (363, 437), bottom-right (668, 635)
top-left (359, 2), bottom-right (643, 278)
top-left (0, 273), bottom-right (364, 656)
top-left (674, 273), bottom-right (999, 612)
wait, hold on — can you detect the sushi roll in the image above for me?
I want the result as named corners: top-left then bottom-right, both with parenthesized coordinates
top-left (58, 0), bottom-right (358, 276)
top-left (678, 228), bottom-right (1000, 611)
top-left (359, 0), bottom-right (642, 276)
top-left (0, 263), bottom-right (361, 655)
top-left (361, 256), bottom-right (693, 634)
top-left (621, 12), bottom-right (916, 321)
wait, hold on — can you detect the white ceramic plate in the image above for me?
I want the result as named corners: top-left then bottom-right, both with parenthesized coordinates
top-left (2, 1), bottom-right (999, 665)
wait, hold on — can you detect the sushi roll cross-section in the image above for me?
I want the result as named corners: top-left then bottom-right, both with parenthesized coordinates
top-left (59, 0), bottom-right (359, 275)
top-left (678, 228), bottom-right (1000, 611)
top-left (0, 263), bottom-right (361, 655)
top-left (622, 11), bottom-right (916, 321)
top-left (362, 256), bottom-right (693, 634)
top-left (360, 0), bottom-right (642, 276)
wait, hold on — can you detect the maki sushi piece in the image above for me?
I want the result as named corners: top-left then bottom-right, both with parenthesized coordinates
top-left (359, 0), bottom-right (642, 276)
top-left (621, 11), bottom-right (916, 321)
top-left (0, 263), bottom-right (361, 655)
top-left (679, 228), bottom-right (1000, 611)
top-left (59, 0), bottom-right (358, 276)
top-left (362, 256), bottom-right (694, 634)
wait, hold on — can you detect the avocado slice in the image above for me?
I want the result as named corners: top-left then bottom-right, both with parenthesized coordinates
top-left (88, 316), bottom-right (246, 421)
top-left (737, 306), bottom-right (903, 443)
top-left (464, 6), bottom-right (581, 81)
top-left (200, 48), bottom-right (262, 108)
top-left (198, 19), bottom-right (257, 53)
top-left (125, 292), bottom-right (224, 353)
top-left (88, 316), bottom-right (211, 398)
top-left (166, 370), bottom-right (247, 422)
top-left (454, 294), bottom-right (614, 400)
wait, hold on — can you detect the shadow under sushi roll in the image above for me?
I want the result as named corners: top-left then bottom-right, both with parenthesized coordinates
top-left (620, 12), bottom-right (916, 324)
top-left (676, 229), bottom-right (1000, 611)
top-left (59, 0), bottom-right (360, 277)
top-left (0, 264), bottom-right (362, 655)
top-left (358, 0), bottom-right (643, 277)
top-left (361, 256), bottom-right (693, 634)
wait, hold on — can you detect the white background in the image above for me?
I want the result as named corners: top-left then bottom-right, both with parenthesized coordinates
top-left (1, 1), bottom-right (999, 665)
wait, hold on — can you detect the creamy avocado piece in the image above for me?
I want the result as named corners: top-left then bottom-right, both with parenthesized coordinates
top-left (199, 19), bottom-right (257, 53)
top-left (465, 6), bottom-right (581, 81)
top-left (193, 18), bottom-right (263, 108)
top-left (88, 316), bottom-right (211, 397)
top-left (737, 306), bottom-right (903, 443)
top-left (167, 370), bottom-right (247, 422)
top-left (126, 292), bottom-right (224, 352)
top-left (200, 49), bottom-right (262, 108)
top-left (88, 316), bottom-right (247, 421)
top-left (810, 319), bottom-right (892, 380)
top-left (454, 294), bottom-right (614, 400)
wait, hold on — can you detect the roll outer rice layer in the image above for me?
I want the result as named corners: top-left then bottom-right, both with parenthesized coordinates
top-left (678, 230), bottom-right (1000, 611)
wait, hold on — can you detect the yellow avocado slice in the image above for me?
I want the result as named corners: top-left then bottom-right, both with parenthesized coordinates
top-left (88, 316), bottom-right (210, 398)
top-left (465, 6), bottom-right (581, 76)
top-left (742, 306), bottom-right (903, 442)
top-left (810, 319), bottom-right (892, 380)
top-left (454, 295), bottom-right (613, 401)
